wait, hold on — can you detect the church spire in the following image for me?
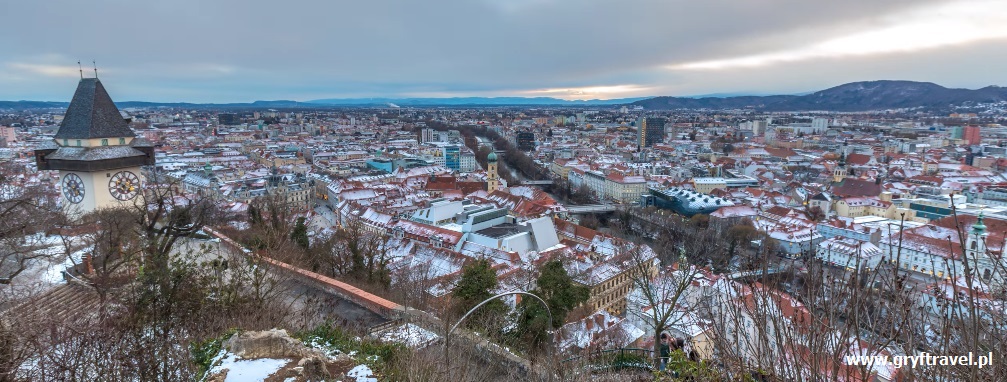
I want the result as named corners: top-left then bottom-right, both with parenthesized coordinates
top-left (972, 210), bottom-right (987, 236)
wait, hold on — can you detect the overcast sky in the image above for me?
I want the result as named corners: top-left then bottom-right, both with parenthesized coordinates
top-left (2, 0), bottom-right (1006, 102)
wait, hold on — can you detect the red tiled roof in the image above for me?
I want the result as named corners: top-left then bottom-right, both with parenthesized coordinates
top-left (831, 178), bottom-right (882, 197)
top-left (845, 153), bottom-right (873, 166)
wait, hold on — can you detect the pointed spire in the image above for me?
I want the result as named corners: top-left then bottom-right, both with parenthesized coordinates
top-left (972, 210), bottom-right (987, 235)
top-left (54, 78), bottom-right (135, 140)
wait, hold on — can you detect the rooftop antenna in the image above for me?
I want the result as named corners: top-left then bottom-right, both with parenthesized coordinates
top-left (77, 61), bottom-right (83, 79)
top-left (92, 60), bottom-right (98, 79)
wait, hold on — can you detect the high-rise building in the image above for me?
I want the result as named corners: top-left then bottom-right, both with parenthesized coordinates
top-left (218, 113), bottom-right (239, 126)
top-left (811, 118), bottom-right (830, 132)
top-left (516, 131), bottom-right (535, 151)
top-left (0, 126), bottom-right (16, 145)
top-left (34, 78), bottom-right (156, 219)
top-left (420, 128), bottom-right (435, 143)
top-left (950, 126), bottom-right (964, 140)
top-left (444, 145), bottom-right (461, 171)
top-left (637, 117), bottom-right (667, 149)
top-left (964, 125), bottom-right (981, 145)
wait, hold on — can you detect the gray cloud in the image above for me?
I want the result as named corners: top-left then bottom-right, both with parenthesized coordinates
top-left (0, 0), bottom-right (1001, 102)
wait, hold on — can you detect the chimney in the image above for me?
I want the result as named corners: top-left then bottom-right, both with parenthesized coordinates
top-left (585, 317), bottom-right (594, 330)
top-left (595, 314), bottom-right (605, 329)
top-left (84, 253), bottom-right (94, 275)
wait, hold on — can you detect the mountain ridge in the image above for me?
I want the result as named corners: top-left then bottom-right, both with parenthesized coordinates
top-left (0, 97), bottom-right (648, 110)
top-left (4, 81), bottom-right (1005, 111)
top-left (305, 96), bottom-right (649, 106)
top-left (632, 80), bottom-right (1007, 111)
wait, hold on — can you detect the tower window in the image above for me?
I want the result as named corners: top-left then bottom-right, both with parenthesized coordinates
top-left (101, 139), bottom-right (108, 146)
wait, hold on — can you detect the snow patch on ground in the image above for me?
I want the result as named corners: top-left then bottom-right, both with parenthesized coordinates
top-left (205, 350), bottom-right (290, 382)
top-left (375, 323), bottom-right (440, 349)
top-left (304, 337), bottom-right (342, 358)
top-left (347, 364), bottom-right (378, 382)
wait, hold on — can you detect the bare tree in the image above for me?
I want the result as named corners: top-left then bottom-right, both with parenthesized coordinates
top-left (62, 207), bottom-right (144, 303)
top-left (313, 219), bottom-right (390, 288)
top-left (0, 162), bottom-right (64, 286)
top-left (625, 243), bottom-right (700, 370)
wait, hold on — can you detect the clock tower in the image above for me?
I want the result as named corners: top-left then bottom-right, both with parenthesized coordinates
top-left (35, 78), bottom-right (156, 219)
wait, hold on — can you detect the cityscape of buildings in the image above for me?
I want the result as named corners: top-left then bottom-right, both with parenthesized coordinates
top-left (4, 76), bottom-right (1007, 380)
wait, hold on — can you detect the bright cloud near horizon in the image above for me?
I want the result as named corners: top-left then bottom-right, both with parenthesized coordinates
top-left (1, 0), bottom-right (1005, 103)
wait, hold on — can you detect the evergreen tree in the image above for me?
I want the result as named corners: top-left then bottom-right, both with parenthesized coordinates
top-left (247, 204), bottom-right (263, 226)
top-left (723, 143), bottom-right (735, 155)
top-left (453, 259), bottom-right (507, 328)
top-left (517, 260), bottom-right (589, 349)
top-left (291, 217), bottom-right (310, 250)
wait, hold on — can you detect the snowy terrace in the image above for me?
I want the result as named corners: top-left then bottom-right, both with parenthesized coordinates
top-left (565, 244), bottom-right (656, 287)
top-left (558, 310), bottom-right (645, 353)
top-left (385, 240), bottom-right (466, 285)
top-left (1, 234), bottom-right (86, 301)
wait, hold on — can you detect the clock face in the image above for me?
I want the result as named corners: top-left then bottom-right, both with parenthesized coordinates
top-left (62, 173), bottom-right (85, 204)
top-left (108, 171), bottom-right (141, 201)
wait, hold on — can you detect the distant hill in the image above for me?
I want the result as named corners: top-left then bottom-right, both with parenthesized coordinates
top-left (632, 81), bottom-right (1007, 111)
top-left (306, 96), bottom-right (649, 106)
top-left (0, 101), bottom-right (68, 109)
top-left (0, 100), bottom-right (321, 110)
top-left (7, 81), bottom-right (1005, 111)
top-left (0, 96), bottom-right (649, 110)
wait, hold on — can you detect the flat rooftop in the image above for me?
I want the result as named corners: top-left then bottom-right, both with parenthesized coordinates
top-left (475, 224), bottom-right (525, 239)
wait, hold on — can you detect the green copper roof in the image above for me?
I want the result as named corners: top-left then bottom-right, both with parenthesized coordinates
top-left (972, 212), bottom-right (987, 235)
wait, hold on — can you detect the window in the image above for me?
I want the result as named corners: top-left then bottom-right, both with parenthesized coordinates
top-left (119, 138), bottom-right (126, 145)
top-left (101, 139), bottom-right (108, 146)
top-left (76, 140), bottom-right (81, 147)
top-left (62, 138), bottom-right (68, 146)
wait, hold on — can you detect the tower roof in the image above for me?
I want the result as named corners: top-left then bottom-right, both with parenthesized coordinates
top-left (972, 211), bottom-right (987, 235)
top-left (54, 78), bottom-right (136, 140)
top-left (487, 151), bottom-right (498, 162)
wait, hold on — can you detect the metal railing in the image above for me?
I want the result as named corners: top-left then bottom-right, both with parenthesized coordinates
top-left (562, 347), bottom-right (657, 372)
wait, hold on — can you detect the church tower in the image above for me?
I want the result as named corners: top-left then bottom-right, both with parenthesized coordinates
top-left (34, 78), bottom-right (156, 219)
top-left (486, 151), bottom-right (499, 192)
top-left (966, 212), bottom-right (999, 285)
top-left (833, 150), bottom-right (848, 183)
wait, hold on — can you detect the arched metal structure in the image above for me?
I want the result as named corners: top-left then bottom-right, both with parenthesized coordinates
top-left (448, 291), bottom-right (552, 338)
top-left (444, 291), bottom-right (555, 381)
